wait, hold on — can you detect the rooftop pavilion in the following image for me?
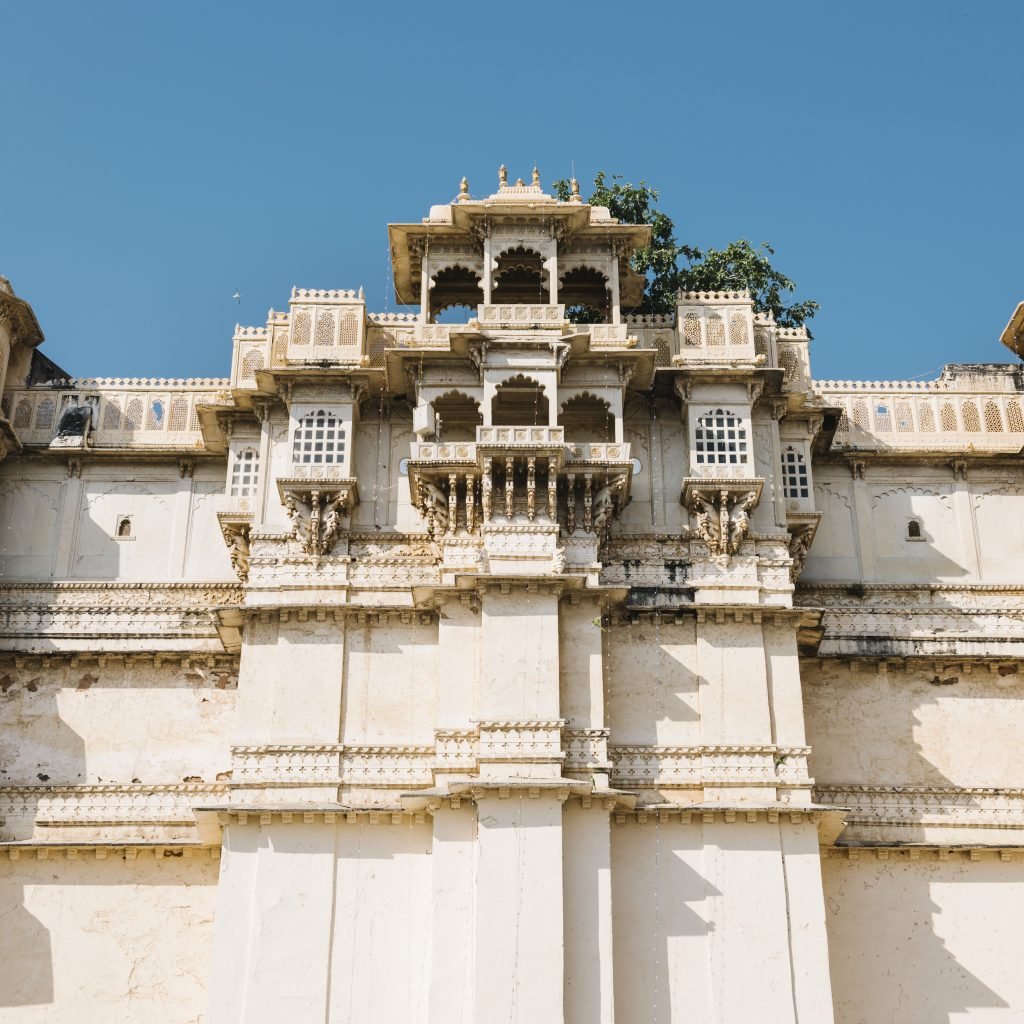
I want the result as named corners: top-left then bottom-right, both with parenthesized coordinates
top-left (388, 165), bottom-right (651, 323)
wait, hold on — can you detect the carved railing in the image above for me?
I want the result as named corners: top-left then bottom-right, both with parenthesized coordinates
top-left (408, 428), bottom-right (632, 540)
top-left (478, 304), bottom-right (565, 326)
top-left (3, 381), bottom-right (232, 448)
top-left (816, 388), bottom-right (1024, 450)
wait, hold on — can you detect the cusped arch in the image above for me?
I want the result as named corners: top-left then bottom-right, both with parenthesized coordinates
top-left (558, 391), bottom-right (613, 442)
top-left (431, 390), bottom-right (483, 441)
top-left (430, 265), bottom-right (484, 319)
top-left (493, 246), bottom-right (549, 304)
top-left (491, 374), bottom-right (549, 427)
top-left (559, 266), bottom-right (610, 322)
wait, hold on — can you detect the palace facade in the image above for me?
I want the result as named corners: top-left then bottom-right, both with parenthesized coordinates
top-left (2, 171), bottom-right (1024, 1022)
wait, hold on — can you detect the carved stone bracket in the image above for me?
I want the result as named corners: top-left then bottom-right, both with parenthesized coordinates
top-left (277, 478), bottom-right (358, 558)
top-left (217, 513), bottom-right (253, 582)
top-left (786, 513), bottom-right (821, 583)
top-left (682, 478), bottom-right (764, 557)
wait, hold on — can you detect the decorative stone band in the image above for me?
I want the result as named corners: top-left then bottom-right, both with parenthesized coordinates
top-left (608, 745), bottom-right (811, 790)
top-left (0, 582), bottom-right (244, 650)
top-left (792, 589), bottom-right (1024, 660)
top-left (478, 303), bottom-right (565, 326)
top-left (477, 720), bottom-right (566, 763)
top-left (225, 739), bottom-right (811, 795)
top-left (814, 784), bottom-right (1024, 830)
top-left (0, 784), bottom-right (230, 845)
top-left (230, 744), bottom-right (435, 789)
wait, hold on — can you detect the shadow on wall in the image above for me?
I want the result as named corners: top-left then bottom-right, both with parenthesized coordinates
top-left (0, 667), bottom-right (85, 1008)
top-left (0, 874), bottom-right (53, 1007)
top-left (611, 820), bottom-right (719, 1019)
top-left (824, 854), bottom-right (1016, 1022)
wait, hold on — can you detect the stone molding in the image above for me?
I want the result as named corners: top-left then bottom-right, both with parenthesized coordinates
top-left (814, 784), bottom-right (1024, 830)
top-left (609, 745), bottom-right (811, 790)
top-left (0, 784), bottom-right (228, 827)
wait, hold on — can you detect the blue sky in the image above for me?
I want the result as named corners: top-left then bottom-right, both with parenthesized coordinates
top-left (2, 1), bottom-right (1021, 382)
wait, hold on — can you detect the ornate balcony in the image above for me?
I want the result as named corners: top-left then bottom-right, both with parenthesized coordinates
top-left (407, 426), bottom-right (633, 575)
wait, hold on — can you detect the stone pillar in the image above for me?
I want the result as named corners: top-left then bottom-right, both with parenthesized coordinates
top-left (546, 243), bottom-right (559, 305)
top-left (420, 257), bottom-right (430, 325)
top-left (609, 249), bottom-right (621, 325)
top-left (473, 789), bottom-right (566, 1020)
top-left (427, 803), bottom-right (476, 1024)
top-left (482, 236), bottom-right (493, 304)
top-left (208, 821), bottom-right (337, 1023)
top-left (563, 800), bottom-right (615, 1024)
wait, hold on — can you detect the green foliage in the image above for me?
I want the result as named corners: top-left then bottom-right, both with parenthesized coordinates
top-left (552, 172), bottom-right (818, 333)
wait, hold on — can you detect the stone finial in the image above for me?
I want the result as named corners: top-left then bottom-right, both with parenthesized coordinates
top-left (570, 178), bottom-right (581, 203)
top-left (532, 165), bottom-right (540, 187)
top-left (499, 164), bottom-right (507, 187)
top-left (459, 176), bottom-right (469, 198)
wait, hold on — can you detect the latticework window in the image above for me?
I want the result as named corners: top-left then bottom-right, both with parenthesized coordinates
top-left (314, 311), bottom-right (336, 346)
top-left (1008, 400), bottom-right (1024, 433)
top-left (168, 397), bottom-right (189, 432)
top-left (35, 398), bottom-right (55, 431)
top-left (896, 401), bottom-right (914, 432)
top-left (13, 399), bottom-right (31, 429)
top-left (340, 311), bottom-right (359, 347)
top-left (99, 399), bottom-right (120, 430)
top-left (779, 349), bottom-right (800, 382)
top-left (940, 402), bottom-right (957, 432)
top-left (729, 311), bottom-right (748, 346)
top-left (706, 313), bottom-right (725, 346)
top-left (984, 401), bottom-right (1002, 432)
top-left (683, 313), bottom-right (701, 347)
top-left (241, 349), bottom-right (265, 379)
top-left (230, 448), bottom-right (260, 497)
top-left (292, 309), bottom-right (312, 346)
top-left (781, 447), bottom-right (809, 499)
top-left (146, 399), bottom-right (166, 430)
top-left (292, 410), bottom-right (345, 465)
top-left (918, 403), bottom-right (936, 432)
top-left (874, 403), bottom-right (892, 432)
top-left (962, 402), bottom-right (981, 432)
top-left (694, 409), bottom-right (748, 465)
top-left (754, 326), bottom-right (769, 357)
top-left (852, 400), bottom-right (868, 430)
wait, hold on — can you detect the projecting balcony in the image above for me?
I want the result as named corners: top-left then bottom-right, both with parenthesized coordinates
top-left (407, 425), bottom-right (632, 576)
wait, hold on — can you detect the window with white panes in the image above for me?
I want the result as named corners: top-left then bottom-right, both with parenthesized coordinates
top-left (780, 446), bottom-right (809, 499)
top-left (694, 409), bottom-right (748, 465)
top-left (292, 410), bottom-right (345, 465)
top-left (230, 448), bottom-right (260, 497)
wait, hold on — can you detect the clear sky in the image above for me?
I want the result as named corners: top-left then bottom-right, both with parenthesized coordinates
top-left (2, 1), bottom-right (1021, 382)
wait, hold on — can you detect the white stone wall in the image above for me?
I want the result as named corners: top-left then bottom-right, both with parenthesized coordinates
top-left (0, 852), bottom-right (218, 1023)
top-left (823, 852), bottom-right (1024, 1023)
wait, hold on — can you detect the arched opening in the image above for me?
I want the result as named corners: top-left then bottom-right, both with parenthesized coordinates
top-left (117, 517), bottom-right (133, 538)
top-left (491, 375), bottom-right (549, 427)
top-left (559, 392), bottom-right (613, 442)
top-left (431, 391), bottom-right (483, 441)
top-left (430, 266), bottom-right (483, 321)
top-left (493, 247), bottom-right (549, 304)
top-left (907, 519), bottom-right (922, 540)
top-left (559, 267), bottom-right (610, 323)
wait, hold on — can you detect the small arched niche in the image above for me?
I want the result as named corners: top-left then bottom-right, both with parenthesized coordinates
top-left (432, 391), bottom-right (483, 441)
top-left (430, 266), bottom-right (483, 322)
top-left (493, 247), bottom-right (549, 304)
top-left (559, 266), bottom-right (610, 323)
top-left (559, 392), bottom-right (613, 442)
top-left (491, 375), bottom-right (549, 427)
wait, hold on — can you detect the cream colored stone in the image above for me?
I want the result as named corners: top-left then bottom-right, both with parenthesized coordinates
top-left (0, 197), bottom-right (1022, 1021)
